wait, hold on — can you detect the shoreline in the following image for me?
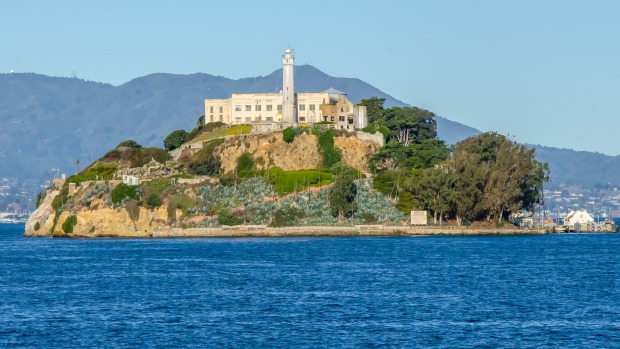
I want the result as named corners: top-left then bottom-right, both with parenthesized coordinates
top-left (24, 225), bottom-right (554, 238)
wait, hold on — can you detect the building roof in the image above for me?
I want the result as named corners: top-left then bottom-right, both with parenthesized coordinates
top-left (322, 87), bottom-right (346, 95)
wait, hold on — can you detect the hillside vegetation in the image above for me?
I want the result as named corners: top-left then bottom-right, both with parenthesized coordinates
top-left (27, 96), bottom-right (549, 237)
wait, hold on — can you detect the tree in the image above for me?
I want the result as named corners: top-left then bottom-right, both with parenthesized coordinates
top-left (283, 127), bottom-right (296, 143)
top-left (329, 164), bottom-right (358, 219)
top-left (164, 129), bottom-right (188, 151)
top-left (188, 155), bottom-right (221, 176)
top-left (358, 97), bottom-right (386, 124)
top-left (404, 166), bottom-right (454, 225)
top-left (116, 140), bottom-right (143, 149)
top-left (450, 132), bottom-right (549, 224)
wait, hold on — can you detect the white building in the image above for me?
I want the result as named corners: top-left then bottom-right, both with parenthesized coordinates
top-left (204, 48), bottom-right (367, 131)
top-left (564, 209), bottom-right (594, 229)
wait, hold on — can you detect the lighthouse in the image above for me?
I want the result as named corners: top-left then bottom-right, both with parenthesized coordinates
top-left (282, 48), bottom-right (296, 124)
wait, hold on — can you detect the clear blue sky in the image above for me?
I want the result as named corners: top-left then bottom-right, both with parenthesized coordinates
top-left (2, 0), bottom-right (619, 154)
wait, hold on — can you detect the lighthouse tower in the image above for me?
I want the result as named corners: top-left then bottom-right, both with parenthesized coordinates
top-left (282, 48), bottom-right (296, 124)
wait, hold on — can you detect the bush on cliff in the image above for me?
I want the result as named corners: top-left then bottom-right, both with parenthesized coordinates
top-left (236, 153), bottom-right (254, 175)
top-left (61, 215), bottom-right (78, 234)
top-left (116, 140), bottom-right (143, 149)
top-left (283, 127), bottom-right (297, 143)
top-left (316, 129), bottom-right (341, 168)
top-left (111, 183), bottom-right (139, 205)
top-left (164, 129), bottom-right (188, 151)
top-left (146, 193), bottom-right (163, 208)
top-left (188, 155), bottom-right (221, 176)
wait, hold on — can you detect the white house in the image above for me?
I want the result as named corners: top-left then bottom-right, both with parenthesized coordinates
top-left (563, 209), bottom-right (594, 229)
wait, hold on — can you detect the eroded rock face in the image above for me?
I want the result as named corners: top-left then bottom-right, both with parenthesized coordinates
top-left (334, 136), bottom-right (380, 173)
top-left (25, 195), bottom-right (172, 238)
top-left (215, 132), bottom-right (379, 173)
top-left (24, 189), bottom-right (59, 237)
top-left (217, 132), bottom-right (321, 173)
top-left (24, 130), bottom-right (383, 238)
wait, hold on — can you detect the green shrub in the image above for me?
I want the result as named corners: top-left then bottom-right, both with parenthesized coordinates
top-left (34, 221), bottom-right (41, 231)
top-left (61, 215), bottom-right (78, 234)
top-left (317, 129), bottom-right (341, 168)
top-left (164, 129), bottom-right (188, 151)
top-left (362, 125), bottom-right (377, 134)
top-left (117, 140), bottom-right (142, 149)
top-left (329, 165), bottom-right (358, 219)
top-left (236, 153), bottom-right (254, 174)
top-left (378, 126), bottom-right (390, 140)
top-left (217, 207), bottom-right (239, 225)
top-left (36, 191), bottom-right (47, 208)
top-left (271, 207), bottom-right (302, 227)
top-left (188, 155), bottom-right (221, 176)
top-left (111, 183), bottom-right (138, 205)
top-left (283, 127), bottom-right (297, 143)
top-left (146, 193), bottom-right (163, 208)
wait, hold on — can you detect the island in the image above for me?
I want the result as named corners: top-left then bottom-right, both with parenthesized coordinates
top-left (25, 49), bottom-right (550, 238)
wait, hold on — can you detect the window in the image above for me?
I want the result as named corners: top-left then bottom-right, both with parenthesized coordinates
top-left (219, 115), bottom-right (223, 122)
top-left (255, 105), bottom-right (261, 111)
top-left (245, 105), bottom-right (251, 111)
top-left (266, 117), bottom-right (273, 121)
top-left (235, 117), bottom-right (242, 122)
top-left (339, 116), bottom-right (345, 122)
top-left (299, 117), bottom-right (306, 122)
top-left (277, 104), bottom-right (282, 111)
top-left (210, 115), bottom-right (214, 122)
top-left (309, 104), bottom-right (315, 111)
top-left (331, 116), bottom-right (335, 122)
top-left (245, 117), bottom-right (251, 122)
top-left (299, 104), bottom-right (305, 111)
top-left (341, 107), bottom-right (344, 112)
top-left (256, 116), bottom-right (262, 121)
top-left (209, 106), bottom-right (214, 113)
top-left (266, 105), bottom-right (273, 111)
top-left (219, 106), bottom-right (223, 113)
top-left (235, 105), bottom-right (241, 111)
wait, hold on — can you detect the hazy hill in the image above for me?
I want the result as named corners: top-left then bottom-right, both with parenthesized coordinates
top-left (0, 66), bottom-right (469, 181)
top-left (531, 145), bottom-right (620, 187)
top-left (0, 66), bottom-right (618, 189)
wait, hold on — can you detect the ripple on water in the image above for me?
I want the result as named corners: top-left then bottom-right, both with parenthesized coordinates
top-left (1, 224), bottom-right (619, 348)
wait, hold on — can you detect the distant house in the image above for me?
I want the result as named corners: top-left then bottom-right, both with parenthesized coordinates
top-left (122, 175), bottom-right (139, 186)
top-left (564, 209), bottom-right (594, 229)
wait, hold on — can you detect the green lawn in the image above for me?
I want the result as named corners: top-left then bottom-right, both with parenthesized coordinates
top-left (192, 125), bottom-right (252, 143)
top-left (265, 168), bottom-right (333, 195)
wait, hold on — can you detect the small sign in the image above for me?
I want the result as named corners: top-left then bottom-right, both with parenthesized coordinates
top-left (411, 211), bottom-right (427, 226)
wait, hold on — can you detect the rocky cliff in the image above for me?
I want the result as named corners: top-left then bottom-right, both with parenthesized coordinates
top-left (25, 129), bottom-right (386, 237)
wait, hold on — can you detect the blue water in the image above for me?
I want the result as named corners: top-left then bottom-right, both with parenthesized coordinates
top-left (1, 224), bottom-right (619, 348)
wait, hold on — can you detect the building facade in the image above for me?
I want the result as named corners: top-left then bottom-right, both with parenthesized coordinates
top-left (204, 49), bottom-right (367, 131)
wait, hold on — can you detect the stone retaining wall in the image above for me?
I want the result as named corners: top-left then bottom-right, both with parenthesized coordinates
top-left (151, 225), bottom-right (545, 238)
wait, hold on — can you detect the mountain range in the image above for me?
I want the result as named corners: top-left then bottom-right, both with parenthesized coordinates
top-left (0, 65), bottom-right (617, 188)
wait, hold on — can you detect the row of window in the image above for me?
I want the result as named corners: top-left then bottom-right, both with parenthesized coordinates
top-left (209, 104), bottom-right (325, 113)
top-left (299, 104), bottom-right (321, 111)
top-left (208, 114), bottom-right (356, 124)
top-left (233, 104), bottom-right (282, 112)
top-left (234, 116), bottom-right (276, 122)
